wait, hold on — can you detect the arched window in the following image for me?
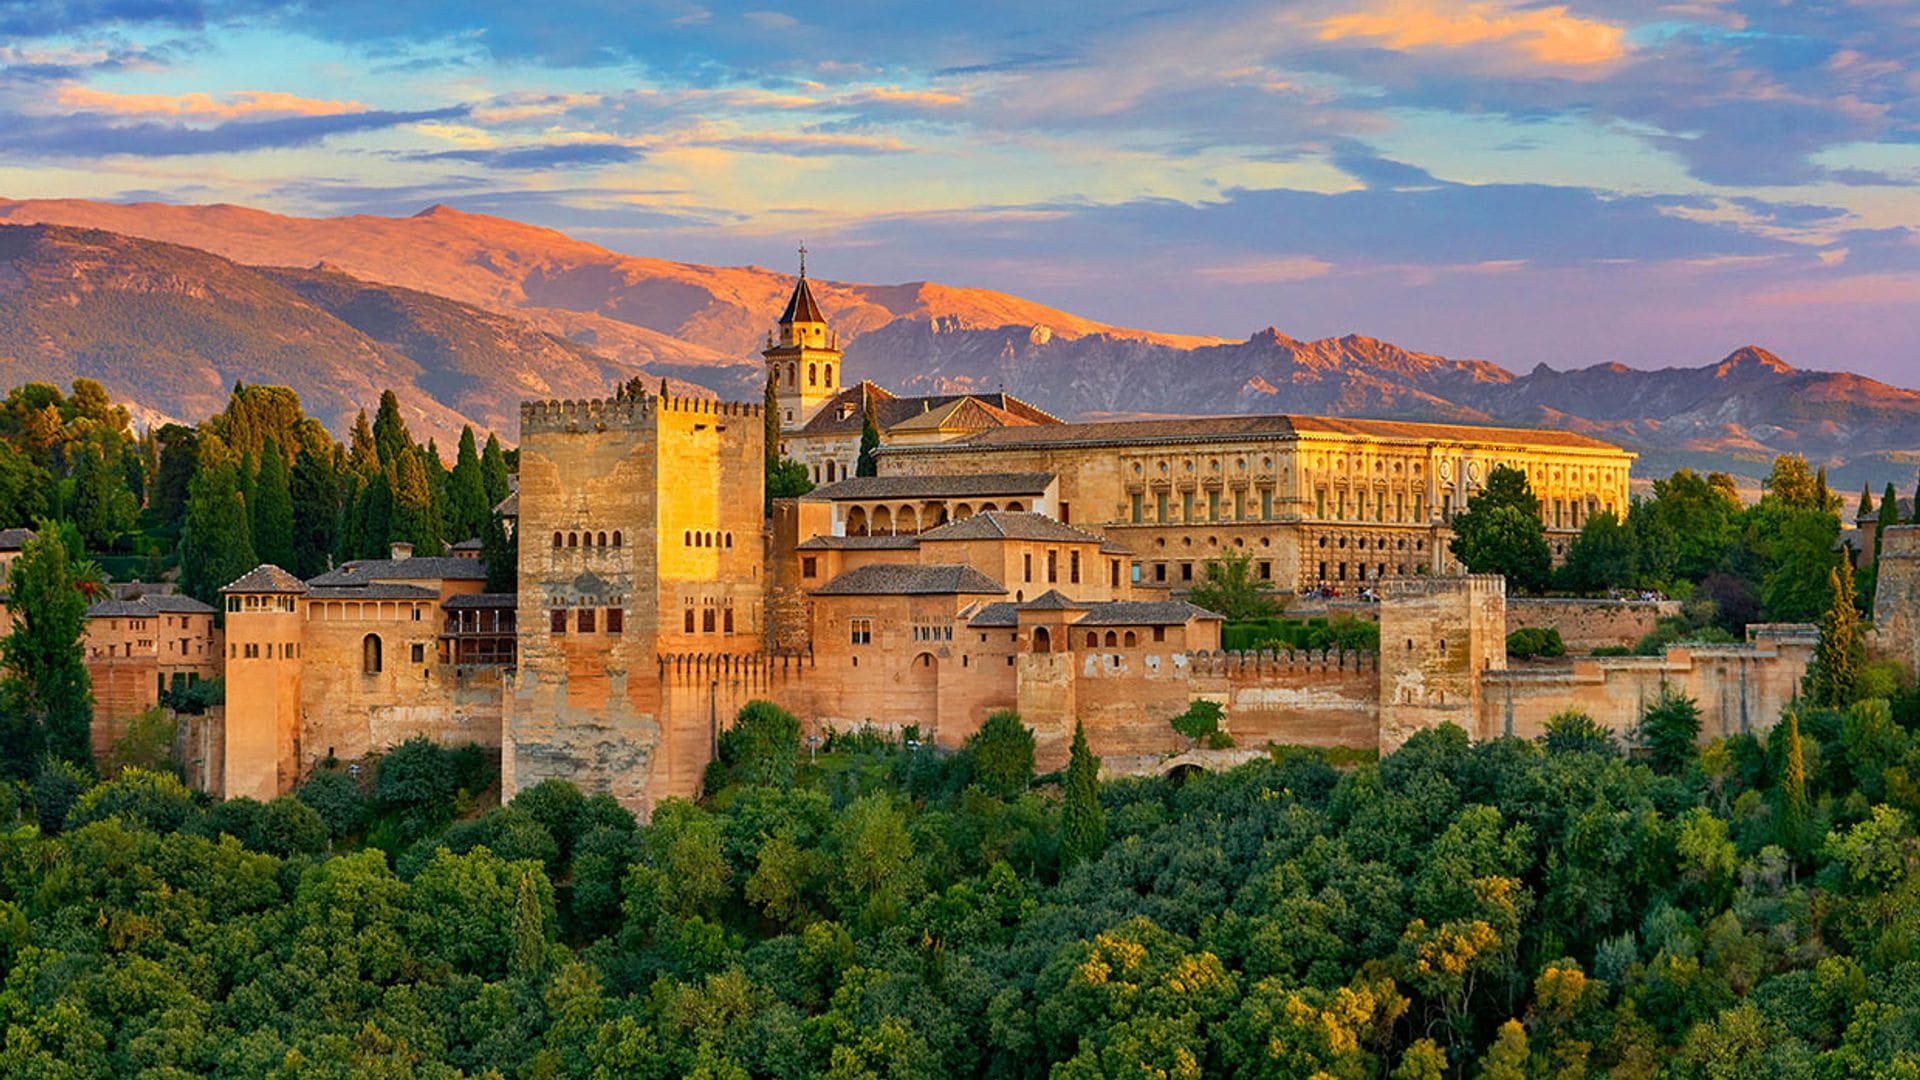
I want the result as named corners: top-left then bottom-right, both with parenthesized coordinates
top-left (1085, 632), bottom-right (1098, 647)
top-left (808, 363), bottom-right (818, 386)
top-left (825, 461), bottom-right (836, 482)
top-left (1123, 631), bottom-right (1137, 647)
top-left (612, 531), bottom-right (622, 548)
top-left (1104, 631), bottom-right (1118, 647)
top-left (825, 364), bottom-right (834, 384)
top-left (787, 363), bottom-right (797, 385)
top-left (362, 634), bottom-right (383, 674)
top-left (552, 531), bottom-right (562, 548)
top-left (567, 532), bottom-right (578, 548)
top-left (725, 533), bottom-right (734, 548)
top-left (597, 532), bottom-right (607, 547)
top-left (1033, 627), bottom-right (1052, 654)
top-left (683, 530), bottom-right (691, 545)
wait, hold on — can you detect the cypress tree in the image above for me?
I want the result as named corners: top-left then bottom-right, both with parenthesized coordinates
top-left (1805, 558), bottom-right (1864, 707)
top-left (480, 511), bottom-right (517, 593)
top-left (372, 390), bottom-right (410, 470)
top-left (512, 870), bottom-right (548, 980)
top-left (348, 409), bottom-right (378, 473)
top-left (353, 471), bottom-right (394, 559)
top-left (180, 456), bottom-right (257, 606)
top-left (150, 424), bottom-right (199, 530)
top-left (290, 446), bottom-right (340, 579)
top-left (1061, 720), bottom-right (1106, 868)
top-left (1857, 483), bottom-right (1874, 521)
top-left (252, 438), bottom-right (295, 570)
top-left (0, 527), bottom-right (95, 776)
top-left (1911, 477), bottom-right (1920, 525)
top-left (764, 373), bottom-right (780, 473)
top-left (447, 427), bottom-right (489, 543)
top-left (480, 433), bottom-right (510, 508)
top-left (1778, 710), bottom-right (1809, 859)
top-left (856, 395), bottom-right (881, 477)
top-left (392, 449), bottom-right (443, 554)
top-left (1878, 482), bottom-right (1901, 563)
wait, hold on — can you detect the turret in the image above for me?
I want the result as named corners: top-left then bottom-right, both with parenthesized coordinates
top-left (220, 564), bottom-right (308, 800)
top-left (763, 244), bottom-right (843, 435)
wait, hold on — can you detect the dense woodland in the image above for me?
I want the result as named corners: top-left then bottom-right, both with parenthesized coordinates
top-left (3, 378), bottom-right (1920, 1075)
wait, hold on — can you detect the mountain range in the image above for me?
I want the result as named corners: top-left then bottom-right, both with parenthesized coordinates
top-left (0, 196), bottom-right (1915, 489)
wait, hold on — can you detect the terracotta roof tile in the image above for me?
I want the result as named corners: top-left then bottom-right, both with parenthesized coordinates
top-left (920, 511), bottom-right (1104, 545)
top-left (805, 472), bottom-right (1054, 501)
top-left (221, 564), bottom-right (309, 594)
top-left (813, 563), bottom-right (1007, 596)
top-left (881, 413), bottom-right (1626, 453)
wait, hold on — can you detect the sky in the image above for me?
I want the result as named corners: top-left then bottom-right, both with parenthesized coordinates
top-left (1, 0), bottom-right (1917, 384)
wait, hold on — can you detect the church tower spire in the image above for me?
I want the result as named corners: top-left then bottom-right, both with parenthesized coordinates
top-left (764, 243), bottom-right (842, 436)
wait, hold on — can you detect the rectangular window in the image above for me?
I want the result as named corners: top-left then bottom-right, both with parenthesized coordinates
top-left (1336, 489), bottom-right (1346, 519)
top-left (850, 618), bottom-right (872, 645)
top-left (411, 606), bottom-right (421, 621)
top-left (1396, 493), bottom-right (1405, 522)
top-left (724, 608), bottom-right (734, 633)
top-left (1110, 559), bottom-right (1120, 588)
top-left (1156, 492), bottom-right (1169, 522)
top-left (1060, 501), bottom-right (1071, 524)
top-left (1181, 562), bottom-right (1194, 582)
top-left (411, 643), bottom-right (425, 663)
top-left (1259, 560), bottom-right (1271, 580)
top-left (1069, 550), bottom-right (1080, 584)
top-left (551, 610), bottom-right (567, 634)
top-left (1155, 563), bottom-right (1167, 582)
top-left (1047, 549), bottom-right (1058, 584)
top-left (1023, 553), bottom-right (1033, 582)
top-left (1208, 490), bottom-right (1220, 521)
top-left (684, 609), bottom-right (696, 633)
top-left (1315, 489), bottom-right (1326, 517)
top-left (1441, 494), bottom-right (1453, 519)
top-left (703, 608), bottom-right (716, 633)
top-left (607, 608), bottom-right (624, 634)
top-left (1414, 494), bottom-right (1424, 521)
top-left (1261, 488), bottom-right (1273, 519)
top-left (578, 608), bottom-right (596, 633)
top-left (1130, 493), bottom-right (1144, 523)
top-left (802, 556), bottom-right (818, 578)
top-left (1182, 491), bottom-right (1195, 522)
top-left (1153, 626), bottom-right (1166, 643)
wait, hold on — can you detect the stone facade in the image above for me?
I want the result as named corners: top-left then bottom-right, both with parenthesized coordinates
top-left (1504, 597), bottom-right (1680, 654)
top-left (1875, 526), bottom-right (1920, 673)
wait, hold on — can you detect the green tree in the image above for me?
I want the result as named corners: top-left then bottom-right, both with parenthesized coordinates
top-left (513, 869), bottom-right (550, 979)
top-left (1558, 509), bottom-right (1637, 593)
top-left (148, 424), bottom-right (199, 529)
top-left (392, 449), bottom-right (444, 554)
top-left (348, 408), bottom-right (378, 473)
top-left (251, 438), bottom-right (295, 571)
top-left (710, 700), bottom-right (801, 790)
top-left (1805, 558), bottom-right (1865, 707)
top-left (0, 440), bottom-right (52, 528)
top-left (1449, 465), bottom-right (1551, 593)
top-left (0, 527), bottom-right (94, 774)
top-left (1636, 468), bottom-right (1742, 585)
top-left (1476, 1019), bottom-right (1530, 1080)
top-left (481, 432), bottom-right (511, 508)
top-left (1639, 688), bottom-right (1701, 774)
top-left (856, 396), bottom-right (881, 477)
top-left (289, 445), bottom-right (340, 579)
top-left (766, 459), bottom-right (814, 511)
top-left (1754, 504), bottom-right (1839, 622)
top-left (1878, 481), bottom-right (1901, 563)
top-left (1190, 548), bottom-right (1280, 620)
top-left (447, 426), bottom-right (490, 543)
top-left (1061, 720), bottom-right (1106, 868)
top-left (351, 470), bottom-right (394, 558)
top-left (1778, 710), bottom-right (1811, 858)
top-left (1764, 454), bottom-right (1838, 513)
top-left (481, 510), bottom-right (517, 593)
top-left (1858, 483), bottom-right (1875, 522)
top-left (1170, 698), bottom-right (1233, 749)
top-left (964, 709), bottom-right (1035, 798)
top-left (371, 390), bottom-right (410, 470)
top-left (179, 453), bottom-right (257, 603)
top-left (66, 437), bottom-right (135, 551)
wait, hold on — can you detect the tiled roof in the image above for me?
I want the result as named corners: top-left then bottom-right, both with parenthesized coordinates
top-left (444, 592), bottom-right (518, 609)
top-left (0, 527), bottom-right (35, 550)
top-left (85, 599), bottom-right (158, 618)
top-left (779, 275), bottom-right (825, 324)
top-left (813, 563), bottom-right (1007, 597)
top-left (920, 511), bottom-right (1104, 545)
top-left (308, 557), bottom-right (488, 586)
top-left (883, 413), bottom-right (1626, 453)
top-left (143, 594), bottom-right (215, 614)
top-left (495, 490), bottom-right (518, 517)
top-left (966, 601), bottom-right (1019, 628)
top-left (795, 535), bottom-right (922, 551)
top-left (795, 382), bottom-right (1059, 438)
top-left (450, 538), bottom-right (483, 551)
top-left (222, 564), bottom-right (309, 594)
top-left (1077, 600), bottom-right (1224, 626)
top-left (1019, 589), bottom-right (1086, 611)
top-left (1100, 539), bottom-right (1134, 556)
top-left (805, 472), bottom-right (1055, 501)
top-left (307, 584), bottom-right (440, 600)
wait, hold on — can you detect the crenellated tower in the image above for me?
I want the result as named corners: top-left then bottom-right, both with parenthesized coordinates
top-left (763, 245), bottom-right (842, 434)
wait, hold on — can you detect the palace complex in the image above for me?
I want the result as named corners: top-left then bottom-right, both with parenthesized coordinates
top-left (26, 267), bottom-right (1913, 813)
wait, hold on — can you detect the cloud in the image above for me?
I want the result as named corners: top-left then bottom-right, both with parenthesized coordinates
top-left (54, 86), bottom-right (366, 119)
top-left (1317, 0), bottom-right (1629, 69)
top-left (0, 104), bottom-right (470, 157)
top-left (411, 141), bottom-right (647, 169)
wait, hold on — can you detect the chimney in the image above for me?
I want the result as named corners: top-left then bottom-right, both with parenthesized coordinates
top-left (390, 541), bottom-right (414, 561)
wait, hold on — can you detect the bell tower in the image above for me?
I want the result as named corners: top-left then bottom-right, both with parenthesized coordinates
top-left (763, 244), bottom-right (842, 434)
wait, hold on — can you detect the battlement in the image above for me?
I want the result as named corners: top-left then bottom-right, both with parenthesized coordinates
top-left (1378, 573), bottom-right (1506, 600)
top-left (520, 393), bottom-right (764, 435)
top-left (1186, 648), bottom-right (1378, 676)
top-left (1883, 525), bottom-right (1920, 560)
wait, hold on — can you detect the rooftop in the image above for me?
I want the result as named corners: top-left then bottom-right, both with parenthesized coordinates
top-left (881, 412), bottom-right (1628, 454)
top-left (779, 274), bottom-right (825, 325)
top-left (221, 564), bottom-right (309, 594)
top-left (308, 556), bottom-right (488, 586)
top-left (805, 471), bottom-right (1055, 501)
top-left (307, 584), bottom-right (441, 601)
top-left (0, 527), bottom-right (35, 551)
top-left (443, 592), bottom-right (518, 609)
top-left (794, 381), bottom-right (1058, 438)
top-left (813, 563), bottom-right (1008, 597)
top-left (919, 511), bottom-right (1107, 545)
top-left (1075, 600), bottom-right (1224, 626)
top-left (795, 535), bottom-right (922, 551)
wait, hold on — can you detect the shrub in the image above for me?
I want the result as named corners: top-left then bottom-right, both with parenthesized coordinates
top-left (256, 796), bottom-right (330, 857)
top-left (1639, 690), bottom-right (1703, 774)
top-left (1543, 710), bottom-right (1618, 756)
top-left (204, 796), bottom-right (266, 846)
top-left (30, 758), bottom-right (90, 835)
top-left (1506, 626), bottom-right (1567, 659)
top-left (511, 779), bottom-right (587, 857)
top-left (297, 770), bottom-right (368, 840)
top-left (377, 737), bottom-right (455, 814)
top-left (1170, 700), bottom-right (1234, 750)
top-left (67, 767), bottom-right (199, 834)
top-left (713, 700), bottom-right (801, 791)
top-left (161, 676), bottom-right (224, 715)
top-left (1592, 645), bottom-right (1632, 657)
top-left (963, 710), bottom-right (1036, 799)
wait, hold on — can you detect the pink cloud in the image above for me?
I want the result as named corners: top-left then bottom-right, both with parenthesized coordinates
top-left (55, 87), bottom-right (367, 120)
top-left (1318, 0), bottom-right (1628, 69)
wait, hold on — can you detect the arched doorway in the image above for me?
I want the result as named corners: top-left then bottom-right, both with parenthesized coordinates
top-left (1033, 627), bottom-right (1052, 654)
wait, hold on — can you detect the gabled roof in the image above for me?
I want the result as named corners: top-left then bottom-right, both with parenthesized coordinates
top-left (966, 601), bottom-right (1019, 628)
top-left (85, 599), bottom-right (158, 618)
top-left (144, 594), bottom-right (216, 614)
top-left (308, 557), bottom-right (488, 586)
top-left (1018, 589), bottom-right (1086, 611)
top-left (919, 511), bottom-right (1103, 545)
top-left (813, 563), bottom-right (1007, 597)
top-left (794, 381), bottom-right (1059, 438)
top-left (779, 275), bottom-right (826, 325)
top-left (805, 472), bottom-right (1055, 501)
top-left (222, 564), bottom-right (309, 594)
top-left (795, 535), bottom-right (921, 551)
top-left (450, 538), bottom-right (483, 551)
top-left (495, 490), bottom-right (518, 518)
top-left (1076, 600), bottom-right (1223, 626)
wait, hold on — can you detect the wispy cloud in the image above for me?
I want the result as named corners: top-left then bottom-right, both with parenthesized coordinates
top-left (54, 86), bottom-right (366, 119)
top-left (1317, 0), bottom-right (1629, 70)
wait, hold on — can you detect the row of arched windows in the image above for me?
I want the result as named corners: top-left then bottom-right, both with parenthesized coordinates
top-left (684, 531), bottom-right (735, 548)
top-left (1083, 630), bottom-right (1139, 648)
top-left (553, 530), bottom-right (623, 549)
top-left (772, 362), bottom-right (834, 388)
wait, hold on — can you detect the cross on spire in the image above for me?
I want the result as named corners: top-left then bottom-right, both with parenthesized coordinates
top-left (798, 241), bottom-right (807, 279)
